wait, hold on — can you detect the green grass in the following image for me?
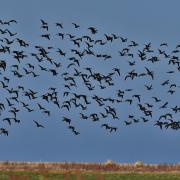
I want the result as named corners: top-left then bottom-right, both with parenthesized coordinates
top-left (1, 171), bottom-right (180, 180)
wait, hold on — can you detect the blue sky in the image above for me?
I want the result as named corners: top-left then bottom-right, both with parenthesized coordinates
top-left (0, 0), bottom-right (180, 164)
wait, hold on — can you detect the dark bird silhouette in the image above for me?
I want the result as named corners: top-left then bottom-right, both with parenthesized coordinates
top-left (41, 34), bottom-right (50, 40)
top-left (88, 27), bottom-right (98, 34)
top-left (152, 97), bottom-right (161, 102)
top-left (120, 37), bottom-right (127, 42)
top-left (56, 33), bottom-right (64, 39)
top-left (154, 121), bottom-right (164, 129)
top-left (57, 48), bottom-right (66, 56)
top-left (0, 82), bottom-right (8, 89)
top-left (9, 19), bottom-right (17, 24)
top-left (3, 118), bottom-right (11, 125)
top-left (101, 124), bottom-right (111, 129)
top-left (72, 23), bottom-right (80, 28)
top-left (0, 128), bottom-right (8, 136)
top-left (124, 121), bottom-right (132, 125)
top-left (56, 22), bottom-right (63, 28)
top-left (141, 117), bottom-right (149, 123)
top-left (144, 84), bottom-right (153, 90)
top-left (132, 95), bottom-right (141, 102)
top-left (113, 68), bottom-right (121, 76)
top-left (159, 102), bottom-right (168, 109)
top-left (145, 67), bottom-right (154, 79)
top-left (62, 117), bottom-right (71, 124)
top-left (33, 120), bottom-right (45, 128)
top-left (161, 80), bottom-right (169, 86)
top-left (68, 125), bottom-right (75, 131)
top-left (40, 19), bottom-right (48, 26)
top-left (37, 103), bottom-right (46, 110)
top-left (0, 60), bottom-right (6, 71)
top-left (110, 127), bottom-right (118, 132)
top-left (6, 30), bottom-right (17, 36)
top-left (160, 43), bottom-right (168, 47)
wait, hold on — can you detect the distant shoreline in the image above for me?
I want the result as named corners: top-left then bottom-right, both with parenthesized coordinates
top-left (0, 161), bottom-right (180, 173)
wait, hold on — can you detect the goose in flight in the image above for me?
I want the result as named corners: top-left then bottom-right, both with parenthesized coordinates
top-left (33, 120), bottom-right (45, 128)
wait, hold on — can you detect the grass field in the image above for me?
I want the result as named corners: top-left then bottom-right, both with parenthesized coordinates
top-left (1, 171), bottom-right (180, 180)
top-left (0, 161), bottom-right (180, 179)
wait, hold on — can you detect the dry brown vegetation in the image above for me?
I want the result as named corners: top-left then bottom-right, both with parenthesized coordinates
top-left (0, 160), bottom-right (180, 173)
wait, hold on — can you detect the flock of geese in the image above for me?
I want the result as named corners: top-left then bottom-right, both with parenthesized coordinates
top-left (0, 19), bottom-right (180, 136)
